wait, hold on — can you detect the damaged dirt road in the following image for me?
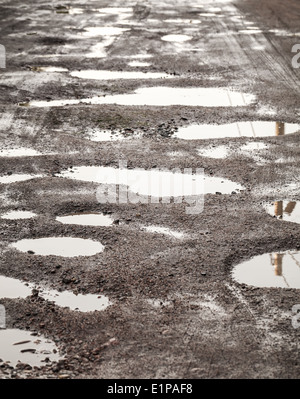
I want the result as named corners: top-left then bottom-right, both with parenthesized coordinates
top-left (0, 0), bottom-right (300, 379)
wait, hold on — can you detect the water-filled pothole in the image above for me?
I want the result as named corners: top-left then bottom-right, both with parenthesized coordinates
top-left (70, 70), bottom-right (170, 80)
top-left (56, 213), bottom-right (113, 227)
top-left (0, 148), bottom-right (42, 157)
top-left (1, 211), bottom-right (37, 220)
top-left (264, 201), bottom-right (300, 224)
top-left (0, 329), bottom-right (61, 367)
top-left (0, 275), bottom-right (111, 312)
top-left (28, 87), bottom-right (255, 107)
top-left (161, 34), bottom-right (192, 42)
top-left (232, 250), bottom-right (300, 288)
top-left (0, 174), bottom-right (45, 184)
top-left (174, 121), bottom-right (300, 140)
top-left (57, 166), bottom-right (244, 197)
top-left (11, 237), bottom-right (104, 257)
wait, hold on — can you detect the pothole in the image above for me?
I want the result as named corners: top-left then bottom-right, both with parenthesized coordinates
top-left (232, 250), bottom-right (300, 289)
top-left (56, 213), bottom-right (114, 227)
top-left (70, 70), bottom-right (170, 80)
top-left (0, 148), bottom-right (42, 157)
top-left (264, 201), bottom-right (300, 224)
top-left (0, 275), bottom-right (111, 312)
top-left (28, 87), bottom-right (255, 107)
top-left (57, 165), bottom-right (245, 197)
top-left (1, 211), bottom-right (37, 220)
top-left (161, 34), bottom-right (192, 42)
top-left (0, 174), bottom-right (45, 184)
top-left (174, 121), bottom-right (300, 140)
top-left (10, 237), bottom-right (104, 257)
top-left (0, 329), bottom-right (61, 367)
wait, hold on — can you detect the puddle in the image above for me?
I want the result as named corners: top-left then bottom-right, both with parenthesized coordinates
top-left (0, 148), bottom-right (42, 157)
top-left (142, 225), bottom-right (184, 239)
top-left (175, 121), bottom-right (300, 140)
top-left (29, 87), bottom-right (255, 108)
top-left (11, 237), bottom-right (104, 257)
top-left (128, 61), bottom-right (151, 67)
top-left (70, 70), bottom-right (170, 80)
top-left (232, 250), bottom-right (300, 289)
top-left (1, 211), bottom-right (37, 220)
top-left (0, 275), bottom-right (111, 312)
top-left (161, 34), bottom-right (192, 42)
top-left (0, 329), bottom-right (61, 367)
top-left (58, 165), bottom-right (244, 197)
top-left (264, 201), bottom-right (300, 224)
top-left (0, 174), bottom-right (44, 184)
top-left (56, 213), bottom-right (113, 226)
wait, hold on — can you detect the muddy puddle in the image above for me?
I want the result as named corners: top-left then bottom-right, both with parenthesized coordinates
top-left (0, 329), bottom-right (61, 367)
top-left (174, 121), bottom-right (300, 140)
top-left (232, 250), bottom-right (300, 289)
top-left (87, 130), bottom-right (128, 142)
top-left (29, 87), bottom-right (255, 108)
top-left (0, 275), bottom-right (111, 312)
top-left (57, 165), bottom-right (244, 197)
top-left (1, 211), bottom-right (37, 220)
top-left (264, 201), bottom-right (300, 224)
top-left (0, 174), bottom-right (44, 184)
top-left (128, 61), bottom-right (152, 67)
top-left (10, 237), bottom-right (104, 257)
top-left (56, 213), bottom-right (114, 227)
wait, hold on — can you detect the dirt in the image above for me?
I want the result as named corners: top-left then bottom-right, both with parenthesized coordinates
top-left (0, 0), bottom-right (299, 379)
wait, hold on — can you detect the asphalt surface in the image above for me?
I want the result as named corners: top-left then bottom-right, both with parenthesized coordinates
top-left (0, 0), bottom-right (299, 379)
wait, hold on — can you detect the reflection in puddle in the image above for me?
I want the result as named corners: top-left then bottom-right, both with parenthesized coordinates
top-left (58, 165), bottom-right (244, 197)
top-left (29, 87), bottom-right (255, 108)
top-left (70, 70), bottom-right (170, 80)
top-left (264, 201), bottom-right (300, 224)
top-left (175, 121), bottom-right (300, 140)
top-left (161, 34), bottom-right (192, 42)
top-left (0, 174), bottom-right (44, 184)
top-left (142, 225), bottom-right (184, 239)
top-left (56, 213), bottom-right (113, 226)
top-left (0, 329), bottom-right (61, 367)
top-left (0, 275), bottom-right (111, 312)
top-left (1, 211), bottom-right (37, 220)
top-left (232, 250), bottom-right (300, 288)
top-left (11, 237), bottom-right (104, 257)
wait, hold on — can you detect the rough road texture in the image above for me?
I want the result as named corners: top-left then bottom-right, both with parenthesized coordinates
top-left (0, 0), bottom-right (299, 379)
